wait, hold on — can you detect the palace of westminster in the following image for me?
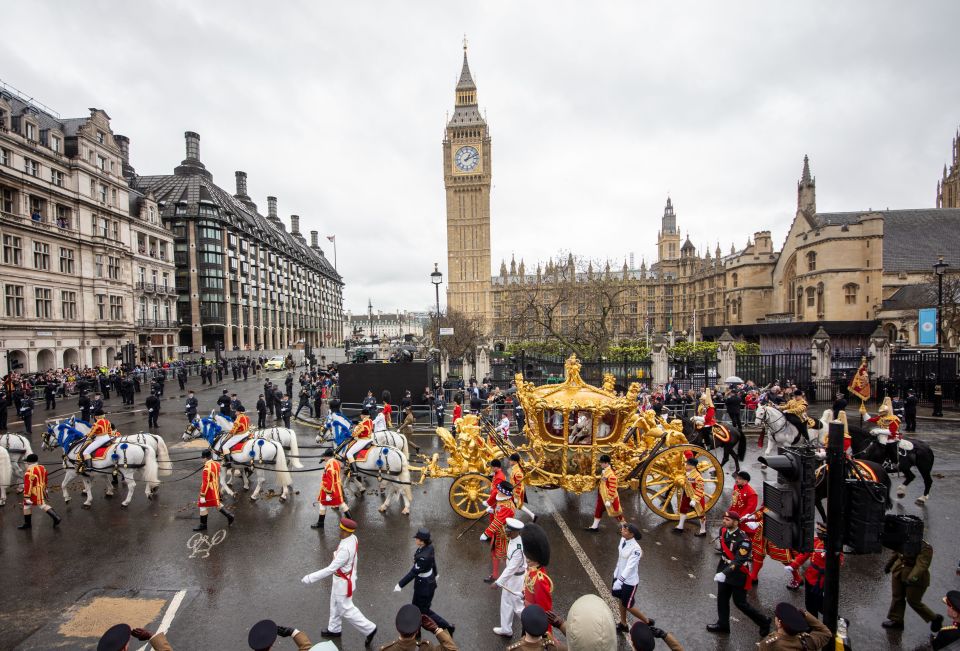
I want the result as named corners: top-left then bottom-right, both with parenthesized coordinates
top-left (443, 47), bottom-right (960, 353)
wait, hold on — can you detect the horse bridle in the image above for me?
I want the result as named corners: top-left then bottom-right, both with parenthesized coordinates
top-left (757, 405), bottom-right (789, 438)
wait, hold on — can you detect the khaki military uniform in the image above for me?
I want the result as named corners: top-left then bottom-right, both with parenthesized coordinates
top-left (506, 636), bottom-right (564, 650)
top-left (885, 541), bottom-right (937, 624)
top-left (379, 629), bottom-right (458, 650)
top-left (757, 611), bottom-right (832, 649)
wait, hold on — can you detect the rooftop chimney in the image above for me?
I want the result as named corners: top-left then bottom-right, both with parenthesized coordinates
top-left (267, 196), bottom-right (278, 219)
top-left (184, 131), bottom-right (200, 160)
top-left (290, 215), bottom-right (300, 234)
top-left (235, 171), bottom-right (248, 197)
top-left (174, 131), bottom-right (211, 179)
top-left (310, 231), bottom-right (319, 248)
top-left (114, 134), bottom-right (135, 179)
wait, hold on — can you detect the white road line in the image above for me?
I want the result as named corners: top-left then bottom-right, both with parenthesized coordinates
top-left (548, 500), bottom-right (620, 616)
top-left (135, 589), bottom-right (186, 651)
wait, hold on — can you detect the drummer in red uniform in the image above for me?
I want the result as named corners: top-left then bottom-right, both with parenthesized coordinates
top-left (194, 449), bottom-right (235, 531)
top-left (312, 448), bottom-right (351, 530)
top-left (18, 453), bottom-right (62, 529)
top-left (481, 480), bottom-right (517, 583)
top-left (521, 523), bottom-right (554, 634)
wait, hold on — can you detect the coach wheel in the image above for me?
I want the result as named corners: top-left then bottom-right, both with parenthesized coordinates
top-left (449, 472), bottom-right (491, 520)
top-left (640, 444), bottom-right (724, 521)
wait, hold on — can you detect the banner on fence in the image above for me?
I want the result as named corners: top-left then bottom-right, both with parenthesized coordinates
top-left (918, 308), bottom-right (937, 346)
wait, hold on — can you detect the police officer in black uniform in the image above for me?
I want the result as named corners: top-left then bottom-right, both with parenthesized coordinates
top-left (184, 390), bottom-right (198, 422)
top-left (256, 394), bottom-right (268, 429)
top-left (145, 391), bottom-right (161, 429)
top-left (279, 395), bottom-right (292, 429)
top-left (393, 528), bottom-right (455, 634)
top-left (78, 390), bottom-right (91, 422)
top-left (91, 393), bottom-right (105, 418)
top-left (177, 366), bottom-right (187, 391)
top-left (0, 387), bottom-right (9, 431)
top-left (708, 510), bottom-right (771, 637)
top-left (217, 389), bottom-right (232, 418)
top-left (19, 394), bottom-right (35, 436)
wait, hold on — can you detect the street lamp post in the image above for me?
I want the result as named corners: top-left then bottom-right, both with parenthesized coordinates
top-left (933, 256), bottom-right (949, 417)
top-left (431, 263), bottom-right (443, 383)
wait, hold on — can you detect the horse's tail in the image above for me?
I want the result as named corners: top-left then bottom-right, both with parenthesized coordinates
top-left (0, 447), bottom-right (11, 489)
top-left (155, 435), bottom-right (172, 476)
top-left (287, 429), bottom-right (304, 469)
top-left (141, 445), bottom-right (160, 488)
top-left (272, 444), bottom-right (293, 488)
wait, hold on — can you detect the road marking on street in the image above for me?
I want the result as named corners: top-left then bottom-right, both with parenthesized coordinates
top-left (135, 590), bottom-right (187, 651)
top-left (548, 503), bottom-right (620, 615)
top-left (188, 530), bottom-right (228, 558)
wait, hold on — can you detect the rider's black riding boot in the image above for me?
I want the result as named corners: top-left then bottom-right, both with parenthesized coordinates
top-left (47, 508), bottom-right (62, 527)
top-left (17, 513), bottom-right (31, 529)
top-left (219, 507), bottom-right (235, 526)
top-left (887, 443), bottom-right (899, 469)
top-left (311, 513), bottom-right (325, 529)
top-left (193, 514), bottom-right (208, 531)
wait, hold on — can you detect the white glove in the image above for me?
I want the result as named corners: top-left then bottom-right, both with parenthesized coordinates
top-left (713, 572), bottom-right (726, 583)
top-left (784, 565), bottom-right (795, 576)
top-left (301, 574), bottom-right (314, 585)
top-left (393, 584), bottom-right (402, 592)
top-left (613, 580), bottom-right (623, 591)
top-left (604, 501), bottom-right (612, 508)
top-left (480, 533), bottom-right (489, 542)
top-left (485, 506), bottom-right (494, 514)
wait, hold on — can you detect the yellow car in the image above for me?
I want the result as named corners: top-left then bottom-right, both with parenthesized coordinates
top-left (264, 356), bottom-right (286, 371)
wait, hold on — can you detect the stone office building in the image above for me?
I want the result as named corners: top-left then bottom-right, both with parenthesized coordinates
top-left (128, 132), bottom-right (343, 353)
top-left (0, 88), bottom-right (178, 371)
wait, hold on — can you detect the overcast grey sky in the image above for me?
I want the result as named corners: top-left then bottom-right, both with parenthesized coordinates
top-left (3, 2), bottom-right (959, 313)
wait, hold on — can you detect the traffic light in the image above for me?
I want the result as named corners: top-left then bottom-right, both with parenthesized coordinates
top-left (759, 446), bottom-right (817, 553)
top-left (843, 478), bottom-right (887, 554)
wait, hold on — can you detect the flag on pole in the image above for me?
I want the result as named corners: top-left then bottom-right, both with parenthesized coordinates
top-left (326, 235), bottom-right (335, 242)
top-left (847, 356), bottom-right (871, 402)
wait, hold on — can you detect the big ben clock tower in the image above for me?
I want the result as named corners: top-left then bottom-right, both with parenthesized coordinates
top-left (443, 42), bottom-right (492, 327)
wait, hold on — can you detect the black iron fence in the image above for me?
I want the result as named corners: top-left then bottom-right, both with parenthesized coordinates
top-left (889, 351), bottom-right (960, 408)
top-left (668, 354), bottom-right (718, 392)
top-left (736, 353), bottom-right (812, 387)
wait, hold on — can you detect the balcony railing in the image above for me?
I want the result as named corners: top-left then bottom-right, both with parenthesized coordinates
top-left (136, 318), bottom-right (179, 328)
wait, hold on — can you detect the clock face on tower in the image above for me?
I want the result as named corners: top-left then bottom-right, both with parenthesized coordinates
top-left (454, 145), bottom-right (480, 172)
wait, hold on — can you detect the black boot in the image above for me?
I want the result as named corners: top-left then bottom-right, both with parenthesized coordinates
top-left (17, 514), bottom-right (32, 529)
top-left (311, 513), bottom-right (325, 529)
top-left (193, 515), bottom-right (208, 531)
top-left (220, 508), bottom-right (235, 526)
top-left (343, 511), bottom-right (352, 520)
top-left (47, 509), bottom-right (62, 527)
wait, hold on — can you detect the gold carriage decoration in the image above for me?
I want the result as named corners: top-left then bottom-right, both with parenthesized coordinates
top-left (415, 354), bottom-right (725, 521)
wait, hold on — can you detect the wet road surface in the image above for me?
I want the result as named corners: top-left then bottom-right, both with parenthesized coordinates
top-left (1, 372), bottom-right (959, 650)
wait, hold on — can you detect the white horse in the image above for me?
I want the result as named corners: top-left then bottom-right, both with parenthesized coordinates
top-left (0, 432), bottom-right (34, 495)
top-left (809, 409), bottom-right (835, 446)
top-left (0, 447), bottom-right (12, 506)
top-left (250, 426), bottom-right (304, 469)
top-left (41, 425), bottom-right (160, 508)
top-left (754, 403), bottom-right (801, 458)
top-left (183, 416), bottom-right (294, 502)
top-left (343, 444), bottom-right (412, 515)
top-left (47, 420), bottom-right (172, 477)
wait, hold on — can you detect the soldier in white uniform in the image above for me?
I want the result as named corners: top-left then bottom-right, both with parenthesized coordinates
top-left (301, 518), bottom-right (378, 647)
top-left (612, 522), bottom-right (654, 633)
top-left (494, 518), bottom-right (526, 638)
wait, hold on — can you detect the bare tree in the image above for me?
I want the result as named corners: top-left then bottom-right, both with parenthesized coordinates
top-left (499, 254), bottom-right (635, 357)
top-left (927, 271), bottom-right (960, 348)
top-left (437, 309), bottom-right (485, 364)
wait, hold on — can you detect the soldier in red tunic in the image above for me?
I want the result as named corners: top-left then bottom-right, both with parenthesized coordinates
top-left (788, 523), bottom-right (842, 617)
top-left (481, 480), bottom-right (517, 583)
top-left (312, 448), bottom-right (351, 529)
top-left (586, 454), bottom-right (624, 531)
top-left (194, 449), bottom-right (234, 531)
top-left (18, 453), bottom-right (61, 529)
top-left (674, 454), bottom-right (707, 536)
top-left (729, 471), bottom-right (758, 520)
top-left (521, 522), bottom-right (554, 634)
top-left (485, 458), bottom-right (507, 512)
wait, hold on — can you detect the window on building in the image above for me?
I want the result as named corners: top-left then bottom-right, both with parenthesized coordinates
top-left (108, 256), bottom-right (121, 279)
top-left (51, 136), bottom-right (61, 153)
top-left (96, 131), bottom-right (105, 144)
top-left (25, 122), bottom-right (36, 141)
top-left (0, 148), bottom-right (9, 166)
top-left (844, 283), bottom-right (859, 305)
top-left (0, 186), bottom-right (14, 214)
top-left (59, 247), bottom-right (75, 274)
top-left (109, 295), bottom-right (124, 320)
top-left (806, 286), bottom-right (816, 308)
top-left (162, 272), bottom-right (169, 290)
top-left (61, 290), bottom-right (77, 320)
top-left (35, 287), bottom-right (52, 319)
top-left (24, 157), bottom-right (39, 177)
top-left (3, 235), bottom-right (22, 265)
top-left (732, 272), bottom-right (738, 288)
top-left (56, 205), bottom-right (71, 228)
top-left (99, 184), bottom-right (107, 203)
top-left (95, 254), bottom-right (104, 277)
top-left (96, 294), bottom-right (106, 319)
top-left (806, 251), bottom-right (816, 271)
top-left (33, 242), bottom-right (50, 270)
top-left (97, 155), bottom-right (106, 171)
top-left (5, 284), bottom-right (24, 317)
top-left (51, 169), bottom-right (64, 187)
top-left (111, 220), bottom-right (119, 240)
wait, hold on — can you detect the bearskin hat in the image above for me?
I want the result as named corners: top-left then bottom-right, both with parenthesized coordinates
top-left (520, 522), bottom-right (551, 567)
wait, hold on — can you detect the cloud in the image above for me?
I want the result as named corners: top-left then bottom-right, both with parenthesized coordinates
top-left (2, 1), bottom-right (958, 314)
